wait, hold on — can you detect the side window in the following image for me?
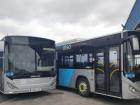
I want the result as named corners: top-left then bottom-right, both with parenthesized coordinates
top-left (76, 54), bottom-right (88, 68)
top-left (89, 53), bottom-right (93, 63)
top-left (124, 41), bottom-right (136, 80)
top-left (126, 42), bottom-right (133, 72)
top-left (96, 50), bottom-right (104, 73)
top-left (109, 47), bottom-right (119, 68)
top-left (60, 55), bottom-right (74, 68)
top-left (64, 55), bottom-right (74, 68)
top-left (75, 53), bottom-right (93, 69)
top-left (59, 47), bottom-right (94, 69)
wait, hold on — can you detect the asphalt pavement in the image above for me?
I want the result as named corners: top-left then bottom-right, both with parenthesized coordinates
top-left (0, 89), bottom-right (140, 105)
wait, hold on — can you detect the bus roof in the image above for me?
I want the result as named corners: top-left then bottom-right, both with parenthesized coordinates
top-left (3, 36), bottom-right (55, 48)
top-left (56, 31), bottom-right (140, 51)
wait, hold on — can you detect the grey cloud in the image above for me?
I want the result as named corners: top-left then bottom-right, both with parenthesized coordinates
top-left (94, 0), bottom-right (134, 26)
top-left (39, 0), bottom-right (135, 25)
top-left (0, 0), bottom-right (135, 41)
top-left (0, 0), bottom-right (135, 25)
top-left (41, 0), bottom-right (100, 23)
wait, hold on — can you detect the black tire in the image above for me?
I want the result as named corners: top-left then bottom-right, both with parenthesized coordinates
top-left (77, 78), bottom-right (90, 97)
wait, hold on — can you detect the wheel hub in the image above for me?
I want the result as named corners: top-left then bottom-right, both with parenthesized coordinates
top-left (79, 82), bottom-right (87, 93)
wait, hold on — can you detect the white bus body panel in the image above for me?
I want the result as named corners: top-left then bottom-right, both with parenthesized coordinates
top-left (58, 69), bottom-right (95, 92)
top-left (73, 69), bottom-right (95, 92)
top-left (122, 74), bottom-right (140, 99)
top-left (3, 76), bottom-right (56, 94)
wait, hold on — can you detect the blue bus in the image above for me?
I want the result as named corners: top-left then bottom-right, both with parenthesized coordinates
top-left (57, 31), bottom-right (140, 99)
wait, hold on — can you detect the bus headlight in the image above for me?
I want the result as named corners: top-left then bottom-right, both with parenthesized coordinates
top-left (4, 70), bottom-right (14, 77)
top-left (129, 85), bottom-right (140, 94)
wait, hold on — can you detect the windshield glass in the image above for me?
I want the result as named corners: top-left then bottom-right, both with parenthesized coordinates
top-left (125, 37), bottom-right (140, 81)
top-left (8, 45), bottom-right (55, 78)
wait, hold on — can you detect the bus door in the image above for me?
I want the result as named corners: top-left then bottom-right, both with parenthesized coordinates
top-left (95, 46), bottom-right (121, 96)
top-left (0, 41), bottom-right (4, 91)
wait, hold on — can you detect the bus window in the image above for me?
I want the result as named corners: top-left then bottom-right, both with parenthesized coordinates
top-left (60, 55), bottom-right (74, 68)
top-left (95, 49), bottom-right (105, 90)
top-left (8, 45), bottom-right (36, 74)
top-left (89, 53), bottom-right (93, 63)
top-left (135, 55), bottom-right (140, 66)
top-left (109, 47), bottom-right (120, 92)
top-left (36, 48), bottom-right (55, 71)
top-left (124, 41), bottom-right (137, 80)
top-left (65, 55), bottom-right (74, 68)
top-left (124, 41), bottom-right (140, 81)
top-left (8, 45), bottom-right (55, 76)
top-left (75, 53), bottom-right (93, 69)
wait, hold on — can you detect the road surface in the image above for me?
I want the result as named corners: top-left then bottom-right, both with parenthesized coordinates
top-left (0, 89), bottom-right (140, 105)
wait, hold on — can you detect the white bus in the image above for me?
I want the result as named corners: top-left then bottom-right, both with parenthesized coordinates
top-left (0, 36), bottom-right (56, 94)
top-left (57, 31), bottom-right (140, 99)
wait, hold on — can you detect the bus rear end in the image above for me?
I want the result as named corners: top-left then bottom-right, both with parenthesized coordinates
top-left (1, 36), bottom-right (56, 94)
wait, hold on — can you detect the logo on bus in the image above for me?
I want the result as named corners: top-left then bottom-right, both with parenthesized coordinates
top-left (63, 44), bottom-right (71, 50)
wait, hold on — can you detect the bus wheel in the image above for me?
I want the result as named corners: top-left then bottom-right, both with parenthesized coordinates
top-left (77, 78), bottom-right (90, 97)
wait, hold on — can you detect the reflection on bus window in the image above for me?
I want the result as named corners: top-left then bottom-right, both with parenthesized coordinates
top-left (36, 48), bottom-right (55, 71)
top-left (8, 45), bottom-right (55, 75)
top-left (76, 54), bottom-right (88, 63)
top-left (76, 54), bottom-right (92, 69)
top-left (109, 47), bottom-right (120, 92)
top-left (96, 50), bottom-right (105, 90)
top-left (9, 45), bottom-right (35, 74)
top-left (59, 53), bottom-right (93, 69)
top-left (96, 52), bottom-right (104, 69)
top-left (60, 55), bottom-right (74, 68)
top-left (124, 42), bottom-right (140, 79)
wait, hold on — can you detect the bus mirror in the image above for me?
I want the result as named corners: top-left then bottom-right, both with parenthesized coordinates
top-left (131, 36), bottom-right (139, 51)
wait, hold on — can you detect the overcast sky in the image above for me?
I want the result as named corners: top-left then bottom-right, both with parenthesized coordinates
top-left (0, 0), bottom-right (135, 42)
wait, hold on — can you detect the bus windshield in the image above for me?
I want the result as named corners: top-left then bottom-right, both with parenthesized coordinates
top-left (8, 44), bottom-right (55, 78)
top-left (125, 35), bottom-right (140, 81)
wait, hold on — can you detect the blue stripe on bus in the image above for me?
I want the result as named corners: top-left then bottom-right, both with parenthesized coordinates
top-left (58, 69), bottom-right (74, 87)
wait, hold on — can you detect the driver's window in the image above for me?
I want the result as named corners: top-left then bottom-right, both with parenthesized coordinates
top-left (127, 42), bottom-right (134, 72)
top-left (124, 41), bottom-right (135, 80)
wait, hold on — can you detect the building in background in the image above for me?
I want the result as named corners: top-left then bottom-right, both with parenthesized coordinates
top-left (125, 0), bottom-right (140, 31)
